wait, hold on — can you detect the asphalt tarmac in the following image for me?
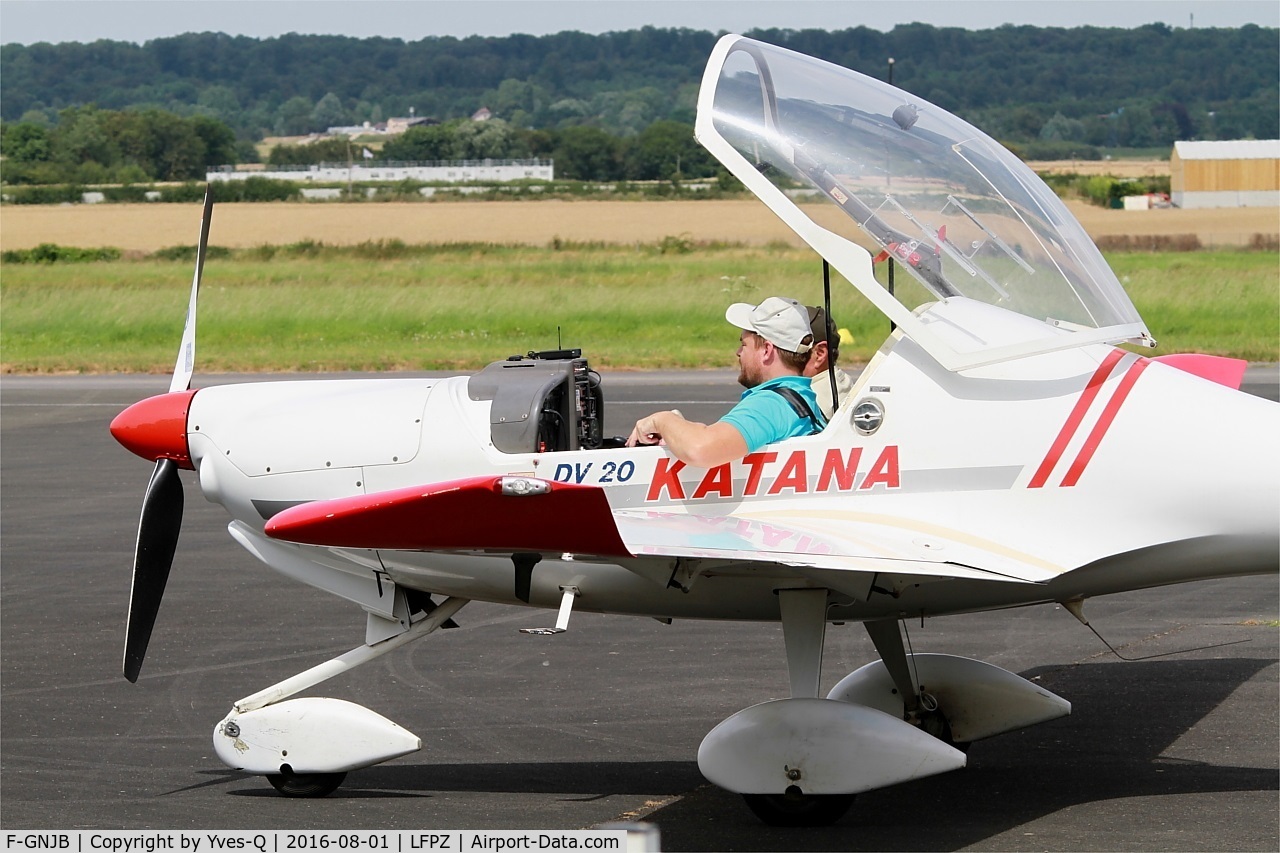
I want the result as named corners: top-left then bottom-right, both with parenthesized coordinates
top-left (2, 369), bottom-right (1277, 851)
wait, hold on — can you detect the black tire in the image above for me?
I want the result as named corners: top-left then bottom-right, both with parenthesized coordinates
top-left (266, 768), bottom-right (346, 798)
top-left (742, 790), bottom-right (855, 826)
top-left (917, 708), bottom-right (971, 754)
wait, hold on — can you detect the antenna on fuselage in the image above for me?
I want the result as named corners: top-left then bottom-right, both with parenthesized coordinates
top-left (886, 58), bottom-right (898, 333)
top-left (1061, 598), bottom-right (1248, 661)
top-left (822, 260), bottom-right (838, 414)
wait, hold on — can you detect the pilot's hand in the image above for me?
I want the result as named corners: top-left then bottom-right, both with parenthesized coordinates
top-left (626, 410), bottom-right (681, 447)
top-left (625, 417), bottom-right (661, 447)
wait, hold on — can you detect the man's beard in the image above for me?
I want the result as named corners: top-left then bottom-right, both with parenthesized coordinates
top-left (737, 362), bottom-right (760, 389)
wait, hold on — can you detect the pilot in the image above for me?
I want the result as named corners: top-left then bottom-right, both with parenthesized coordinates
top-left (803, 305), bottom-right (855, 419)
top-left (626, 296), bottom-right (825, 467)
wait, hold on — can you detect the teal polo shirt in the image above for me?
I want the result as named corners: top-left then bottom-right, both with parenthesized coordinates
top-left (718, 375), bottom-right (826, 454)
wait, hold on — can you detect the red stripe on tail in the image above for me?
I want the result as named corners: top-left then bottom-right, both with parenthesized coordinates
top-left (1061, 358), bottom-right (1150, 487)
top-left (1028, 349), bottom-right (1125, 488)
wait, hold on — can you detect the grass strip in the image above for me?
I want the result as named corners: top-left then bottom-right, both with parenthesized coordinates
top-left (2, 245), bottom-right (1276, 374)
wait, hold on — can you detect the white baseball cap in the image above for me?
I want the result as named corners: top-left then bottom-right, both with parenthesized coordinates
top-left (725, 296), bottom-right (815, 354)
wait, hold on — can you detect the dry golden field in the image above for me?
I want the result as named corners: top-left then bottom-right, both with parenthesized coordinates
top-left (2, 197), bottom-right (1277, 253)
top-left (1027, 158), bottom-right (1170, 177)
top-left (0, 200), bottom-right (805, 252)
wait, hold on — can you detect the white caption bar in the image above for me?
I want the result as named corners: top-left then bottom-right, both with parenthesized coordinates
top-left (1, 832), bottom-right (640, 853)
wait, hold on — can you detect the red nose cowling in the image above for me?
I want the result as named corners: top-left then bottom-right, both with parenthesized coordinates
top-left (110, 390), bottom-right (198, 470)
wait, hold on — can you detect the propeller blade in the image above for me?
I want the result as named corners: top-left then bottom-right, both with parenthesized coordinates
top-left (123, 192), bottom-right (209, 681)
top-left (124, 458), bottom-right (185, 682)
top-left (170, 185), bottom-right (214, 393)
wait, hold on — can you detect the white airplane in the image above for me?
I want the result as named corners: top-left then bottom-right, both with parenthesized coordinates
top-left (110, 35), bottom-right (1278, 825)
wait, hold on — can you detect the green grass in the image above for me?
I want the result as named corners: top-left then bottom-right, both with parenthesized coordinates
top-left (2, 246), bottom-right (1276, 373)
top-left (1112, 252), bottom-right (1280, 360)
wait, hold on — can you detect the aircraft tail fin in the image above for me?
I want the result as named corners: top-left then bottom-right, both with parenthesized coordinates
top-left (1152, 354), bottom-right (1248, 390)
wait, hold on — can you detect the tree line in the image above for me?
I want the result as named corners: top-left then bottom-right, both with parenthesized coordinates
top-left (0, 106), bottom-right (720, 185)
top-left (2, 23), bottom-right (1276, 146)
top-left (1, 106), bottom-right (240, 184)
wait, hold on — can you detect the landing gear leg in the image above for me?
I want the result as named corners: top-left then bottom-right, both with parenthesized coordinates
top-left (735, 589), bottom-right (855, 826)
top-left (214, 597), bottom-right (470, 797)
top-left (864, 618), bottom-right (960, 747)
top-left (779, 588), bottom-right (828, 699)
top-left (864, 619), bottom-right (918, 709)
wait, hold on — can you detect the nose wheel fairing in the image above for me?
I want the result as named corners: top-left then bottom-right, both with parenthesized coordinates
top-left (210, 598), bottom-right (469, 793)
top-left (214, 698), bottom-right (421, 775)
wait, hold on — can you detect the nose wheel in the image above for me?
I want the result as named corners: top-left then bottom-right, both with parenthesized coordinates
top-left (266, 768), bottom-right (347, 798)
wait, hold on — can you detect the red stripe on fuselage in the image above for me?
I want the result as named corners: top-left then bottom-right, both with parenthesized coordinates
top-left (1028, 349), bottom-right (1126, 488)
top-left (1060, 357), bottom-right (1149, 487)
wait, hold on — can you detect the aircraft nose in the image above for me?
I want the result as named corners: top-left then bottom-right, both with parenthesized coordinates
top-left (110, 390), bottom-right (198, 470)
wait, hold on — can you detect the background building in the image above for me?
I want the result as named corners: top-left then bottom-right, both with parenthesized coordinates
top-left (1170, 140), bottom-right (1280, 208)
top-left (208, 159), bottom-right (553, 184)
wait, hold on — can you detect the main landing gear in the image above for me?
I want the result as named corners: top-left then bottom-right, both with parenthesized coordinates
top-left (698, 590), bottom-right (1071, 826)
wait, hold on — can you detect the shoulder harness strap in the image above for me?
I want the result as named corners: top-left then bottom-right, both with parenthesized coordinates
top-left (767, 386), bottom-right (825, 435)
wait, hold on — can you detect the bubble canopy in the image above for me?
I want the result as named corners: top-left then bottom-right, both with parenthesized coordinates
top-left (695, 35), bottom-right (1153, 371)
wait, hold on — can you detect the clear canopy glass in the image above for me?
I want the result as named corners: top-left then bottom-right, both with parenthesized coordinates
top-left (696, 37), bottom-right (1152, 370)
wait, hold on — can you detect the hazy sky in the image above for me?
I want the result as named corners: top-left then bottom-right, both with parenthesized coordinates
top-left (1, 0), bottom-right (1277, 45)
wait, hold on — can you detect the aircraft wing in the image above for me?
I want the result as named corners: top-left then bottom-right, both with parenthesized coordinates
top-left (263, 476), bottom-right (633, 557)
top-left (264, 476), bottom-right (1061, 585)
top-left (609, 509), bottom-right (1060, 583)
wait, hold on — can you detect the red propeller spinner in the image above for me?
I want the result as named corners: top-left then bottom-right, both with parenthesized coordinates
top-left (110, 390), bottom-right (198, 470)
